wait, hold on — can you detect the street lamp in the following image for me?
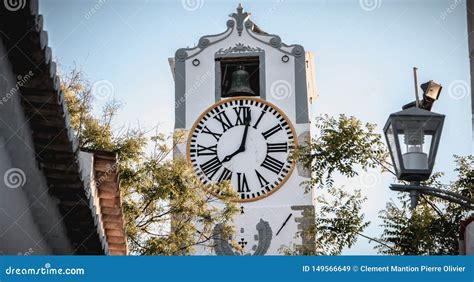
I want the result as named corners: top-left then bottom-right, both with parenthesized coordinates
top-left (383, 107), bottom-right (445, 182)
top-left (383, 71), bottom-right (473, 210)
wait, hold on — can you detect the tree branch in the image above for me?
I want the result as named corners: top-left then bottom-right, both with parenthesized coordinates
top-left (356, 232), bottom-right (396, 251)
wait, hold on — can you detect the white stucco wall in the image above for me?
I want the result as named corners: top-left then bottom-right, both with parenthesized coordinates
top-left (465, 222), bottom-right (474, 255)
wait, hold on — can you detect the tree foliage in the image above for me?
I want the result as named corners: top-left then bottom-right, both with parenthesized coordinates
top-left (377, 155), bottom-right (474, 255)
top-left (313, 187), bottom-right (369, 255)
top-left (292, 114), bottom-right (387, 255)
top-left (294, 114), bottom-right (472, 255)
top-left (295, 114), bottom-right (388, 192)
top-left (61, 69), bottom-right (238, 255)
top-left (122, 133), bottom-right (238, 255)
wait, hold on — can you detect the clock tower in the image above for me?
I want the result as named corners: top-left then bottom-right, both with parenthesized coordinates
top-left (171, 4), bottom-right (316, 255)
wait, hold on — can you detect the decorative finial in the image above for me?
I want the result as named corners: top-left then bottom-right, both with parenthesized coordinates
top-left (230, 3), bottom-right (250, 36)
top-left (237, 3), bottom-right (243, 12)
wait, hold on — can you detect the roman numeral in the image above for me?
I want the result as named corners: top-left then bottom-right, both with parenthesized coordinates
top-left (213, 111), bottom-right (233, 132)
top-left (237, 172), bottom-right (250, 192)
top-left (233, 106), bottom-right (250, 126)
top-left (200, 157), bottom-right (222, 179)
top-left (255, 169), bottom-right (270, 188)
top-left (261, 155), bottom-right (284, 174)
top-left (252, 110), bottom-right (266, 129)
top-left (267, 142), bottom-right (288, 153)
top-left (196, 144), bottom-right (217, 156)
top-left (217, 168), bottom-right (232, 182)
top-left (261, 124), bottom-right (282, 139)
top-left (201, 125), bottom-right (222, 141)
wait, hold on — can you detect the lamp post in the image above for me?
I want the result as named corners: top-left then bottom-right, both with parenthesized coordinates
top-left (384, 107), bottom-right (445, 182)
top-left (383, 74), bottom-right (474, 210)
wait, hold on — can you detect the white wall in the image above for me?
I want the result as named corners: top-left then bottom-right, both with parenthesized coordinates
top-left (465, 222), bottom-right (474, 255)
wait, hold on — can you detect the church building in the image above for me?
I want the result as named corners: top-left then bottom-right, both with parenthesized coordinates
top-left (171, 4), bottom-right (317, 255)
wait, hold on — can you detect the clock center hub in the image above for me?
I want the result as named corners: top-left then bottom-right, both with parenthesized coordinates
top-left (217, 126), bottom-right (267, 172)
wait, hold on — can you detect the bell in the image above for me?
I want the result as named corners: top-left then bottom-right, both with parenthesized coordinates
top-left (224, 66), bottom-right (255, 97)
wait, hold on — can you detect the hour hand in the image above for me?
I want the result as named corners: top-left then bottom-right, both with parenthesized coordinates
top-left (222, 150), bottom-right (239, 163)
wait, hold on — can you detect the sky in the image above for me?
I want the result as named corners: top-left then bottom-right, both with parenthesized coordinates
top-left (39, 0), bottom-right (472, 254)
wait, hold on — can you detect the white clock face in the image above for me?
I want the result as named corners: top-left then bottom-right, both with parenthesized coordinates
top-left (188, 97), bottom-right (297, 202)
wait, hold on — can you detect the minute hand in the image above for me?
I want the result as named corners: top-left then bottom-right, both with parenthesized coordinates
top-left (237, 113), bottom-right (251, 151)
top-left (222, 111), bottom-right (251, 163)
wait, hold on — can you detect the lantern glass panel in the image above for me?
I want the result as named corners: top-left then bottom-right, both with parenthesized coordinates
top-left (392, 116), bottom-right (442, 173)
top-left (385, 123), bottom-right (401, 174)
top-left (396, 129), bottom-right (432, 171)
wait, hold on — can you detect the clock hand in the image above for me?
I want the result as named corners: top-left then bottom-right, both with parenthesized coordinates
top-left (276, 213), bottom-right (293, 236)
top-left (221, 149), bottom-right (241, 163)
top-left (237, 110), bottom-right (252, 151)
top-left (222, 111), bottom-right (252, 163)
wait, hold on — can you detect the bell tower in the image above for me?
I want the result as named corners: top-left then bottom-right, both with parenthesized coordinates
top-left (171, 4), bottom-right (317, 255)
